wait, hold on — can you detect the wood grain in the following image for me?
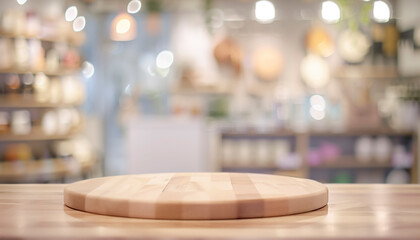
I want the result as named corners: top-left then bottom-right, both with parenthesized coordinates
top-left (64, 173), bottom-right (328, 220)
top-left (1, 184), bottom-right (420, 239)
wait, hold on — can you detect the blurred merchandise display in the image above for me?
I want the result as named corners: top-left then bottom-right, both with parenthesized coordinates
top-left (337, 29), bottom-right (371, 64)
top-left (386, 169), bottom-right (410, 184)
top-left (274, 140), bottom-right (293, 169)
top-left (217, 130), bottom-right (417, 183)
top-left (255, 139), bottom-right (273, 166)
top-left (0, 8), bottom-right (85, 44)
top-left (0, 137), bottom-right (92, 182)
top-left (332, 171), bottom-right (352, 183)
top-left (87, 0), bottom-right (419, 182)
top-left (0, 5), bottom-right (92, 183)
top-left (373, 136), bottom-right (392, 163)
top-left (305, 26), bottom-right (334, 58)
top-left (11, 110), bottom-right (31, 135)
top-left (0, 73), bottom-right (84, 105)
top-left (355, 136), bottom-right (373, 163)
top-left (0, 7), bottom-right (83, 75)
top-left (213, 37), bottom-right (243, 76)
top-left (1, 0), bottom-right (418, 184)
top-left (0, 112), bottom-right (8, 133)
top-left (237, 139), bottom-right (252, 166)
top-left (356, 171), bottom-right (384, 183)
top-left (252, 45), bottom-right (282, 82)
top-left (392, 145), bottom-right (413, 168)
top-left (300, 54), bottom-right (330, 89)
top-left (276, 153), bottom-right (301, 171)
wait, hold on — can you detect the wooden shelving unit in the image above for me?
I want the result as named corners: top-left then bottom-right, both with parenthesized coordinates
top-left (0, 125), bottom-right (83, 142)
top-left (0, 68), bottom-right (80, 76)
top-left (0, 158), bottom-right (93, 182)
top-left (274, 169), bottom-right (307, 178)
top-left (0, 24), bottom-right (92, 183)
top-left (221, 129), bottom-right (296, 138)
top-left (333, 65), bottom-right (399, 79)
top-left (221, 163), bottom-right (277, 170)
top-left (0, 32), bottom-right (83, 46)
top-left (310, 158), bottom-right (392, 169)
top-left (172, 89), bottom-right (231, 96)
top-left (0, 96), bottom-right (83, 108)
top-left (216, 129), bottom-right (418, 183)
top-left (222, 129), bottom-right (414, 137)
top-left (308, 129), bottom-right (414, 137)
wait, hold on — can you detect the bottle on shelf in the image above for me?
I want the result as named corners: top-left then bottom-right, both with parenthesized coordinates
top-left (14, 38), bottom-right (30, 69)
top-left (28, 39), bottom-right (45, 71)
top-left (355, 136), bottom-right (373, 163)
top-left (33, 72), bottom-right (50, 102)
top-left (4, 143), bottom-right (33, 161)
top-left (5, 74), bottom-right (21, 94)
top-left (45, 48), bottom-right (60, 72)
top-left (0, 38), bottom-right (13, 69)
top-left (25, 12), bottom-right (41, 37)
top-left (49, 78), bottom-right (61, 103)
top-left (255, 139), bottom-right (273, 166)
top-left (373, 136), bottom-right (392, 163)
top-left (0, 112), bottom-right (9, 133)
top-left (11, 110), bottom-right (31, 135)
top-left (21, 73), bottom-right (35, 95)
top-left (41, 110), bottom-right (58, 136)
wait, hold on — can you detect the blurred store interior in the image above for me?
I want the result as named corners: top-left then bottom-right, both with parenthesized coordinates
top-left (0, 0), bottom-right (419, 184)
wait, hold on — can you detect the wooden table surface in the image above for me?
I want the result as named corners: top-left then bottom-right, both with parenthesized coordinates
top-left (1, 184), bottom-right (420, 239)
top-left (64, 173), bottom-right (328, 220)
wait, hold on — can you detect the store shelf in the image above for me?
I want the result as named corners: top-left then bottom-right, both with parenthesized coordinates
top-left (308, 129), bottom-right (415, 137)
top-left (333, 65), bottom-right (399, 79)
top-left (221, 129), bottom-right (415, 138)
top-left (172, 89), bottom-right (231, 95)
top-left (222, 159), bottom-right (394, 170)
top-left (0, 96), bottom-right (82, 108)
top-left (0, 32), bottom-right (83, 46)
top-left (217, 128), bottom-right (417, 183)
top-left (274, 169), bottom-right (307, 178)
top-left (221, 163), bottom-right (277, 170)
top-left (0, 67), bottom-right (80, 76)
top-left (0, 11), bottom-right (88, 184)
top-left (0, 125), bottom-right (82, 142)
top-left (221, 163), bottom-right (304, 177)
top-left (221, 129), bottom-right (296, 138)
top-left (0, 158), bottom-right (93, 182)
top-left (310, 157), bottom-right (393, 169)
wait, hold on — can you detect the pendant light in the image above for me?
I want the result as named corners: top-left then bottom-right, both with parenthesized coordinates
top-left (110, 13), bottom-right (137, 41)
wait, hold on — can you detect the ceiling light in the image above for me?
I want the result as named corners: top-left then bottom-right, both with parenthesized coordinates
top-left (156, 51), bottom-right (174, 69)
top-left (321, 1), bottom-right (340, 23)
top-left (127, 0), bottom-right (142, 14)
top-left (82, 61), bottom-right (94, 78)
top-left (17, 0), bottom-right (27, 5)
top-left (73, 16), bottom-right (86, 32)
top-left (373, 0), bottom-right (390, 23)
top-left (255, 0), bottom-right (275, 24)
top-left (110, 13), bottom-right (137, 41)
top-left (116, 19), bottom-right (131, 34)
top-left (65, 6), bottom-right (78, 22)
top-left (310, 108), bottom-right (326, 120)
top-left (310, 95), bottom-right (326, 111)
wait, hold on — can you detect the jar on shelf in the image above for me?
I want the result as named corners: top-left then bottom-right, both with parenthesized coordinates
top-left (255, 139), bottom-right (273, 166)
top-left (238, 139), bottom-right (253, 166)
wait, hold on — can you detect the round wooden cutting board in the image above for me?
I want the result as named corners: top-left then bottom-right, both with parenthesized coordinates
top-left (64, 173), bottom-right (328, 220)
